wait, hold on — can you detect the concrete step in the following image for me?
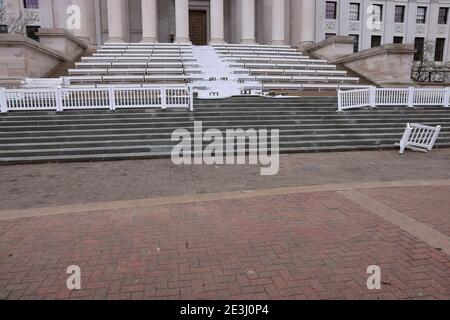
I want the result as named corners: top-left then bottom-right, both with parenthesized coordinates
top-left (3, 111), bottom-right (450, 125)
top-left (0, 127), bottom-right (435, 143)
top-left (1, 122), bottom-right (449, 138)
top-left (2, 118), bottom-right (450, 133)
top-left (2, 141), bottom-right (450, 165)
top-left (1, 96), bottom-right (449, 164)
top-left (2, 136), bottom-right (450, 157)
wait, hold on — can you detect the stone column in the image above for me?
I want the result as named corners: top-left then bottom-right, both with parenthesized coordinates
top-left (210, 0), bottom-right (225, 44)
top-left (175, 0), bottom-right (190, 43)
top-left (107, 0), bottom-right (125, 42)
top-left (298, 0), bottom-right (315, 50)
top-left (141, 0), bottom-right (158, 42)
top-left (241, 0), bottom-right (255, 44)
top-left (271, 0), bottom-right (285, 45)
top-left (52, 0), bottom-right (71, 29)
top-left (70, 0), bottom-right (97, 45)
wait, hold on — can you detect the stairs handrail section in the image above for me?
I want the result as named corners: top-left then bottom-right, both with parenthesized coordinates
top-left (338, 86), bottom-right (450, 111)
top-left (0, 84), bottom-right (194, 113)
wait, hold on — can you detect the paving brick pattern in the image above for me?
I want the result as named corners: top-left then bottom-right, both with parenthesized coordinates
top-left (1, 150), bottom-right (450, 211)
top-left (362, 186), bottom-right (450, 238)
top-left (0, 151), bottom-right (449, 300)
top-left (0, 190), bottom-right (449, 300)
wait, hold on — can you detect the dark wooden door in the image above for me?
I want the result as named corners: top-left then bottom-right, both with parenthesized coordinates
top-left (189, 10), bottom-right (207, 45)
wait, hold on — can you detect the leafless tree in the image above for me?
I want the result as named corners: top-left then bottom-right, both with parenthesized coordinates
top-left (412, 40), bottom-right (450, 83)
top-left (0, 3), bottom-right (39, 35)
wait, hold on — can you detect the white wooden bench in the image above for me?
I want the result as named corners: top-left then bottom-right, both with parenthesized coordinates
top-left (103, 75), bottom-right (145, 83)
top-left (315, 70), bottom-right (347, 76)
top-left (107, 68), bottom-right (147, 75)
top-left (326, 76), bottom-right (359, 83)
top-left (64, 76), bottom-right (103, 84)
top-left (111, 62), bottom-right (149, 68)
top-left (68, 68), bottom-right (108, 76)
top-left (397, 123), bottom-right (442, 154)
top-left (76, 62), bottom-right (112, 69)
top-left (261, 83), bottom-right (370, 91)
top-left (146, 68), bottom-right (184, 74)
top-left (144, 75), bottom-right (187, 82)
top-left (21, 78), bottom-right (63, 89)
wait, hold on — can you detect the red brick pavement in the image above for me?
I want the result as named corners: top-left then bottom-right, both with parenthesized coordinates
top-left (361, 186), bottom-right (450, 238)
top-left (0, 189), bottom-right (449, 300)
top-left (1, 150), bottom-right (450, 211)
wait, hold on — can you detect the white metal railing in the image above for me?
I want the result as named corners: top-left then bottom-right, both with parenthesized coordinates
top-left (0, 85), bottom-right (194, 112)
top-left (396, 123), bottom-right (441, 154)
top-left (338, 86), bottom-right (450, 111)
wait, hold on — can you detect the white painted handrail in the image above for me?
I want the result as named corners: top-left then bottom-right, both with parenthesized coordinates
top-left (396, 123), bottom-right (441, 154)
top-left (0, 84), bottom-right (194, 112)
top-left (338, 87), bottom-right (450, 111)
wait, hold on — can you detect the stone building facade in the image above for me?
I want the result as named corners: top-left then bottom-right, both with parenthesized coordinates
top-left (2, 0), bottom-right (450, 61)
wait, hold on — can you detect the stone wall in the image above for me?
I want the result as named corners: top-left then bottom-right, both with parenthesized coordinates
top-left (334, 44), bottom-right (417, 87)
top-left (305, 36), bottom-right (355, 62)
top-left (37, 28), bottom-right (88, 61)
top-left (0, 34), bottom-right (68, 87)
top-left (306, 37), bottom-right (416, 87)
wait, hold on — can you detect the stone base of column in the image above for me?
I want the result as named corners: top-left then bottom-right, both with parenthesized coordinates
top-left (106, 37), bottom-right (125, 43)
top-left (241, 39), bottom-right (256, 44)
top-left (209, 38), bottom-right (226, 45)
top-left (271, 40), bottom-right (285, 46)
top-left (175, 37), bottom-right (191, 43)
top-left (297, 41), bottom-right (314, 51)
top-left (141, 37), bottom-right (158, 43)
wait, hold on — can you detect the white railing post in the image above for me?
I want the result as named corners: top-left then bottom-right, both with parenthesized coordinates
top-left (337, 90), bottom-right (342, 112)
top-left (398, 123), bottom-right (412, 154)
top-left (189, 85), bottom-right (194, 112)
top-left (443, 87), bottom-right (450, 108)
top-left (55, 87), bottom-right (63, 112)
top-left (0, 87), bottom-right (7, 112)
top-left (428, 125), bottom-right (442, 151)
top-left (108, 87), bottom-right (116, 111)
top-left (407, 87), bottom-right (415, 108)
top-left (369, 86), bottom-right (376, 108)
top-left (161, 86), bottom-right (167, 110)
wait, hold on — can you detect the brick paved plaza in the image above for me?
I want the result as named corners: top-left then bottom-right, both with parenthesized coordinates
top-left (0, 150), bottom-right (449, 300)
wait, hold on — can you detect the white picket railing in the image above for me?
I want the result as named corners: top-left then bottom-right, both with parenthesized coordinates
top-left (338, 86), bottom-right (450, 111)
top-left (0, 84), bottom-right (194, 112)
top-left (396, 123), bottom-right (441, 154)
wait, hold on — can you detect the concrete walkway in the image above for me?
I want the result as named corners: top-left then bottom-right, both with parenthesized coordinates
top-left (0, 150), bottom-right (449, 299)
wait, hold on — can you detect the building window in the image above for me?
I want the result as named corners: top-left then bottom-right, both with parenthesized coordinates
top-left (23, 0), bottom-right (39, 9)
top-left (349, 3), bottom-right (360, 21)
top-left (26, 25), bottom-right (40, 41)
top-left (371, 35), bottom-right (381, 48)
top-left (414, 37), bottom-right (425, 61)
top-left (394, 6), bottom-right (405, 23)
top-left (416, 7), bottom-right (427, 24)
top-left (393, 36), bottom-right (403, 44)
top-left (0, 25), bottom-right (7, 33)
top-left (325, 33), bottom-right (336, 40)
top-left (326, 1), bottom-right (337, 20)
top-left (435, 38), bottom-right (445, 61)
top-left (350, 34), bottom-right (359, 52)
top-left (438, 8), bottom-right (449, 25)
top-left (372, 4), bottom-right (383, 22)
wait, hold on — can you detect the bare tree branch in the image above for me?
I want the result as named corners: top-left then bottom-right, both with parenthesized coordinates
top-left (0, 4), bottom-right (39, 35)
top-left (412, 40), bottom-right (450, 83)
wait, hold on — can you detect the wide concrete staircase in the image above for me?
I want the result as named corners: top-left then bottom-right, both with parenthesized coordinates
top-left (1, 96), bottom-right (450, 164)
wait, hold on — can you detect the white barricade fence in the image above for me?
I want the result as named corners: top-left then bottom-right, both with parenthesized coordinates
top-left (396, 123), bottom-right (442, 154)
top-left (0, 84), bottom-right (194, 112)
top-left (338, 86), bottom-right (450, 111)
